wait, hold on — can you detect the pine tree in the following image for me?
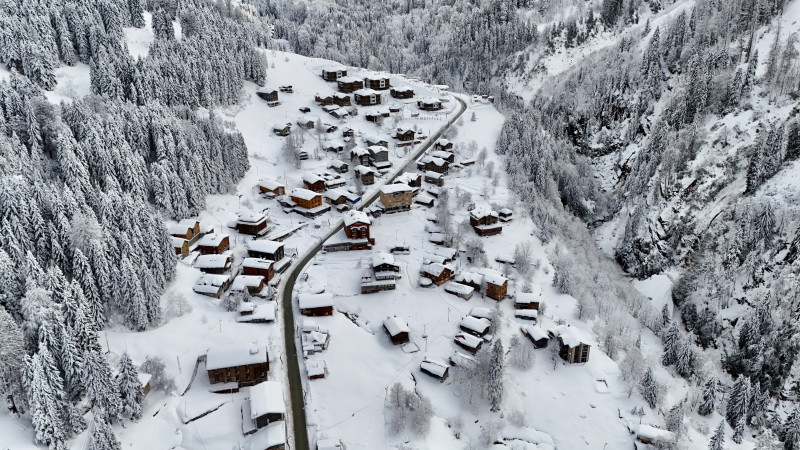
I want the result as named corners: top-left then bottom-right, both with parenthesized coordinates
top-left (640, 368), bottom-right (658, 409)
top-left (709, 421), bottom-right (725, 450)
top-left (726, 376), bottom-right (750, 427)
top-left (661, 322), bottom-right (680, 366)
top-left (83, 345), bottom-right (121, 421)
top-left (733, 416), bottom-right (745, 444)
top-left (675, 340), bottom-right (693, 378)
top-left (698, 377), bottom-right (717, 416)
top-left (488, 340), bottom-right (504, 412)
top-left (88, 408), bottom-right (121, 450)
top-left (117, 352), bottom-right (143, 421)
top-left (783, 408), bottom-right (800, 450)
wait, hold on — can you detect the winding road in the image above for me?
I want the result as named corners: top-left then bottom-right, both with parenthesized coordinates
top-left (278, 95), bottom-right (467, 450)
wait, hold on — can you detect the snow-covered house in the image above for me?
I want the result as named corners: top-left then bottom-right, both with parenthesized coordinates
top-left (329, 159), bottom-right (349, 173)
top-left (394, 172), bottom-right (421, 188)
top-left (444, 281), bottom-right (474, 300)
top-left (302, 329), bottom-right (331, 355)
top-left (242, 258), bottom-right (275, 282)
top-left (418, 156), bottom-right (449, 174)
top-left (454, 271), bottom-right (484, 291)
top-left (417, 97), bottom-right (443, 111)
top-left (273, 123), bottom-right (291, 136)
top-left (344, 210), bottom-right (373, 243)
top-left (379, 183), bottom-right (413, 212)
top-left (306, 360), bottom-right (327, 380)
top-left (395, 127), bottom-right (415, 142)
top-left (206, 344), bottom-right (269, 387)
top-left (256, 87), bottom-right (278, 102)
top-left (459, 316), bottom-right (491, 337)
top-left (364, 74), bottom-right (391, 90)
top-left (316, 438), bottom-right (344, 450)
top-left (350, 147), bottom-right (371, 166)
top-left (469, 207), bottom-right (502, 236)
top-left (434, 139), bottom-right (453, 151)
top-left (354, 165), bottom-right (376, 185)
top-left (193, 274), bottom-right (232, 298)
top-left (420, 357), bottom-right (449, 382)
top-left (244, 420), bottom-right (286, 450)
top-left (171, 237), bottom-right (189, 258)
top-left (247, 240), bottom-right (285, 262)
top-left (197, 233), bottom-right (230, 255)
top-left (258, 179), bottom-right (286, 197)
top-left (194, 254), bottom-right (232, 274)
top-left (324, 189), bottom-right (348, 206)
top-left (290, 188), bottom-right (330, 217)
top-left (322, 67), bottom-right (346, 81)
top-left (353, 88), bottom-right (381, 106)
top-left (372, 252), bottom-right (399, 276)
top-left (498, 208), bottom-right (513, 222)
top-left (419, 262), bottom-right (453, 286)
top-left (231, 275), bottom-right (267, 296)
top-left (453, 332), bottom-right (483, 354)
top-left (479, 268), bottom-right (508, 300)
top-left (430, 150), bottom-right (455, 163)
top-left (337, 76), bottom-right (364, 93)
top-left (302, 173), bottom-right (326, 193)
top-left (299, 293), bottom-right (335, 316)
top-left (236, 303), bottom-right (276, 324)
top-left (515, 292), bottom-right (541, 311)
top-left (363, 135), bottom-right (389, 148)
top-left (248, 381), bottom-right (286, 429)
top-left (390, 86), bottom-right (414, 99)
top-left (521, 325), bottom-right (549, 349)
top-left (551, 325), bottom-right (592, 364)
top-left (633, 425), bottom-right (675, 446)
top-left (169, 218), bottom-right (200, 240)
top-left (424, 171), bottom-right (444, 187)
top-left (236, 209), bottom-right (268, 236)
top-left (367, 145), bottom-right (390, 169)
top-left (383, 316), bottom-right (410, 345)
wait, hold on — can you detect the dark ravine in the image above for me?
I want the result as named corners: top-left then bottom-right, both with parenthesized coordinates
top-left (278, 96), bottom-right (466, 450)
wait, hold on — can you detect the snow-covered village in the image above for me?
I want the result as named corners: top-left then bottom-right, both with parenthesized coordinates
top-left (4, 0), bottom-right (800, 449)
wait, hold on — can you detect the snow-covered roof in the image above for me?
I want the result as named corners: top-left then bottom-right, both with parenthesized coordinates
top-left (258, 179), bottom-right (284, 190)
top-left (522, 325), bottom-right (549, 341)
top-left (396, 127), bottom-right (414, 134)
top-left (245, 420), bottom-right (285, 450)
top-left (194, 254), bottom-right (231, 269)
top-left (454, 333), bottom-right (482, 349)
top-left (430, 150), bottom-right (454, 160)
top-left (344, 210), bottom-right (370, 226)
top-left (454, 271), bottom-right (484, 285)
top-left (302, 173), bottom-right (325, 184)
top-left (635, 425), bottom-right (675, 443)
top-left (433, 247), bottom-right (457, 260)
top-left (170, 236), bottom-right (187, 247)
top-left (232, 275), bottom-right (264, 291)
top-left (290, 188), bottom-right (320, 202)
top-left (242, 258), bottom-right (274, 270)
top-left (553, 325), bottom-right (593, 347)
top-left (324, 189), bottom-right (347, 201)
top-left (427, 156), bottom-right (447, 166)
top-left (499, 208), bottom-right (513, 215)
top-left (469, 307), bottom-right (492, 319)
top-left (354, 165), bottom-right (375, 175)
top-left (424, 171), bottom-right (443, 179)
top-left (256, 86), bottom-right (277, 94)
top-left (383, 317), bottom-right (410, 336)
top-left (197, 233), bottom-right (228, 247)
top-left (364, 135), bottom-right (387, 144)
top-left (444, 282), bottom-right (474, 296)
top-left (238, 302), bottom-right (256, 314)
top-left (337, 76), bottom-right (362, 83)
top-left (460, 316), bottom-right (491, 334)
top-left (417, 97), bottom-right (441, 105)
top-left (393, 86), bottom-right (414, 93)
top-left (368, 145), bottom-right (388, 154)
top-left (380, 183), bottom-right (412, 195)
top-left (168, 222), bottom-right (194, 235)
top-left (195, 274), bottom-right (230, 288)
top-left (351, 146), bottom-right (370, 156)
top-left (395, 172), bottom-right (419, 184)
top-left (333, 92), bottom-right (350, 99)
top-left (329, 159), bottom-right (347, 168)
top-left (364, 74), bottom-right (389, 81)
top-left (237, 209), bottom-right (267, 225)
top-left (436, 138), bottom-right (450, 146)
top-left (137, 373), bottom-right (152, 388)
top-left (479, 268), bottom-right (507, 286)
top-left (249, 381), bottom-right (286, 419)
top-left (323, 66), bottom-right (345, 72)
top-left (306, 360), bottom-right (326, 377)
top-left (372, 252), bottom-right (395, 268)
top-left (423, 254), bottom-right (446, 265)
top-left (247, 240), bottom-right (283, 254)
top-left (316, 438), bottom-right (343, 450)
top-left (470, 207), bottom-right (498, 220)
top-left (420, 357), bottom-right (448, 377)
top-left (206, 344), bottom-right (267, 370)
top-left (516, 292), bottom-right (539, 305)
top-left (421, 262), bottom-right (451, 277)
top-left (298, 293), bottom-right (334, 309)
top-left (353, 88), bottom-right (379, 96)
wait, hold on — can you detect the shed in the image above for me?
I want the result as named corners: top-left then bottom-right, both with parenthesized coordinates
top-left (459, 316), bottom-right (491, 337)
top-left (453, 333), bottom-right (483, 354)
top-left (247, 240), bottom-right (285, 261)
top-left (256, 87), bottom-right (278, 102)
top-left (444, 282), bottom-right (474, 300)
top-left (298, 293), bottom-right (334, 316)
top-left (383, 317), bottom-right (410, 345)
top-left (306, 360), bottom-right (327, 380)
top-left (515, 292), bottom-right (541, 310)
top-left (521, 325), bottom-right (549, 349)
top-left (273, 123), bottom-right (292, 136)
top-left (194, 254), bottom-right (232, 274)
top-left (420, 357), bottom-right (449, 382)
top-left (249, 381), bottom-right (286, 429)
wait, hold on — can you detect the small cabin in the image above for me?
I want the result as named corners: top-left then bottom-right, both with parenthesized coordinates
top-left (364, 75), bottom-right (391, 90)
top-left (237, 210), bottom-right (268, 236)
top-left (515, 292), bottom-right (540, 310)
top-left (256, 87), bottom-right (278, 102)
top-left (480, 268), bottom-right (508, 300)
top-left (303, 174), bottom-right (327, 193)
top-left (379, 184), bottom-right (413, 212)
top-left (329, 161), bottom-right (348, 175)
top-left (242, 258), bottom-right (275, 282)
top-left (297, 117), bottom-right (316, 129)
top-left (279, 85), bottom-right (293, 93)
top-left (444, 281), bottom-right (474, 300)
top-left (331, 93), bottom-right (351, 107)
top-left (354, 165), bottom-right (376, 185)
top-left (420, 357), bottom-right (449, 382)
top-left (521, 325), bottom-right (549, 349)
top-left (324, 190), bottom-right (348, 206)
top-left (350, 147), bottom-right (371, 166)
top-left (194, 254), bottom-right (232, 274)
top-left (249, 381), bottom-right (286, 429)
top-left (197, 233), bottom-right (230, 255)
top-left (193, 274), bottom-right (232, 298)
top-left (372, 252), bottom-right (400, 276)
top-left (337, 76), bottom-right (364, 93)
top-left (470, 208), bottom-right (502, 237)
top-left (298, 293), bottom-right (335, 316)
top-left (395, 172), bottom-right (421, 188)
top-left (306, 360), bottom-right (327, 380)
top-left (395, 128), bottom-right (415, 142)
top-left (363, 136), bottom-right (389, 148)
top-left (454, 332), bottom-right (483, 354)
top-left (353, 89), bottom-right (381, 106)
top-left (420, 263), bottom-right (453, 286)
top-left (169, 219), bottom-right (200, 240)
top-left (368, 145), bottom-right (389, 166)
top-left (390, 86), bottom-right (414, 99)
top-left (434, 139), bottom-right (453, 151)
top-left (552, 325), bottom-right (591, 364)
top-left (322, 67), bottom-right (347, 81)
top-left (430, 150), bottom-right (455, 163)
top-left (290, 188), bottom-right (324, 209)
top-left (344, 210), bottom-right (373, 242)
top-left (258, 179), bottom-right (286, 196)
top-left (414, 194), bottom-right (435, 208)
top-left (383, 317), bottom-right (410, 345)
top-left (498, 208), bottom-right (513, 222)
top-left (247, 240), bottom-right (285, 262)
top-left (171, 237), bottom-right (189, 258)
top-left (423, 157), bottom-right (449, 174)
top-left (273, 123), bottom-right (292, 136)
top-left (459, 316), bottom-right (491, 337)
top-left (424, 171), bottom-right (444, 187)
top-left (231, 275), bottom-right (267, 296)
top-left (417, 98), bottom-right (443, 111)
top-left (316, 438), bottom-right (344, 450)
top-left (206, 344), bottom-right (269, 387)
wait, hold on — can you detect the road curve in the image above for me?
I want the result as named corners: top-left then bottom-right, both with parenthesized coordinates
top-left (278, 96), bottom-right (467, 450)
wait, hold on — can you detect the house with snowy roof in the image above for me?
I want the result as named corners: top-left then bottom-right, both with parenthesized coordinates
top-left (290, 188), bottom-right (331, 217)
top-left (236, 209), bottom-right (268, 236)
top-left (454, 332), bottom-right (483, 354)
top-left (344, 210), bottom-right (373, 243)
top-left (498, 208), bottom-right (513, 222)
top-left (192, 274), bottom-right (232, 298)
top-left (394, 172), bottom-right (421, 188)
top-left (244, 421), bottom-right (286, 449)
top-left (236, 302), bottom-right (276, 324)
top-left (479, 268), bottom-right (508, 300)
top-left (379, 183), bottom-right (413, 212)
top-left (395, 127), bottom-right (415, 142)
top-left (197, 233), bottom-right (230, 255)
top-left (390, 86), bottom-right (414, 99)
top-left (354, 88), bottom-right (381, 106)
top-left (434, 139), bottom-right (453, 151)
top-left (302, 173), bottom-right (326, 193)
top-left (272, 123), bottom-right (291, 136)
top-left (417, 97), bottom-right (443, 111)
top-left (336, 76), bottom-right (364, 93)
top-left (367, 145), bottom-right (390, 169)
top-left (459, 316), bottom-right (491, 337)
top-left (372, 252), bottom-right (399, 276)
top-left (363, 135), bottom-right (389, 148)
top-left (171, 237), bottom-right (189, 258)
top-left (322, 67), bottom-right (346, 81)
top-left (206, 344), bottom-right (269, 387)
top-left (364, 74), bottom-right (391, 90)
top-left (444, 281), bottom-right (474, 300)
top-left (298, 293), bottom-right (334, 316)
top-left (420, 357), bottom-right (449, 382)
top-left (350, 147), bottom-right (371, 166)
top-left (354, 165), bottom-right (376, 185)
top-left (248, 381), bottom-right (285, 429)
top-left (383, 317), bottom-right (410, 345)
top-left (551, 325), bottom-right (592, 364)
top-left (430, 149), bottom-right (455, 163)
top-left (169, 218), bottom-right (200, 240)
top-left (329, 159), bottom-right (348, 174)
top-left (521, 325), bottom-right (549, 349)
top-left (231, 275), bottom-right (267, 296)
top-left (256, 87), bottom-right (278, 103)
top-left (242, 258), bottom-right (274, 282)
top-left (194, 254), bottom-right (232, 274)
top-left (424, 171), bottom-right (444, 187)
top-left (420, 262), bottom-right (454, 286)
top-left (469, 207), bottom-right (502, 236)
top-left (247, 240), bottom-right (284, 262)
top-left (515, 292), bottom-right (541, 311)
top-left (258, 179), bottom-right (285, 197)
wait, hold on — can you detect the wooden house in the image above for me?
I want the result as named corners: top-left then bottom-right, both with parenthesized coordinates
top-left (420, 358), bottom-right (449, 382)
top-left (424, 171), bottom-right (444, 187)
top-left (193, 274), bottom-right (232, 298)
top-left (354, 165), bottom-right (376, 185)
top-left (291, 188), bottom-right (331, 217)
top-left (297, 117), bottom-right (316, 129)
top-left (279, 85), bottom-right (293, 93)
top-left (273, 123), bottom-right (292, 136)
top-left (383, 317), bottom-right (410, 345)
top-left (395, 172), bottom-right (422, 188)
top-left (231, 275), bottom-right (266, 296)
top-left (315, 94), bottom-right (335, 106)
top-left (353, 88), bottom-right (381, 106)
top-left (258, 179), bottom-right (286, 196)
top-left (454, 332), bottom-right (483, 354)
top-left (303, 174), bottom-right (327, 193)
top-left (379, 184), bottom-right (413, 212)
top-left (521, 325), bottom-right (549, 349)
top-left (242, 258), bottom-right (274, 282)
top-left (298, 293), bottom-right (334, 316)
top-left (417, 97), bottom-right (443, 111)
top-left (459, 316), bottom-right (491, 337)
top-left (395, 127), bottom-right (415, 142)
top-left (337, 76), bottom-right (364, 93)
top-left (430, 150), bottom-right (455, 163)
top-left (480, 268), bottom-right (508, 300)
top-left (350, 147), bottom-right (371, 166)
top-left (322, 67), bottom-right (347, 81)
top-left (249, 381), bottom-right (286, 429)
top-left (372, 252), bottom-right (400, 275)
top-left (444, 281), bottom-right (474, 300)
top-left (247, 240), bottom-right (285, 262)
top-left (414, 193), bottom-right (435, 208)
top-left (236, 210), bottom-right (268, 236)
top-left (306, 360), bottom-right (327, 380)
top-left (169, 219), bottom-right (200, 240)
top-left (360, 274), bottom-right (396, 293)
top-left (245, 421), bottom-right (285, 449)
top-left (344, 210), bottom-right (373, 243)
top-left (390, 86), bottom-right (414, 99)
top-left (515, 292), bottom-right (540, 311)
top-left (342, 127), bottom-right (355, 138)
top-left (194, 254), bottom-right (232, 274)
top-left (365, 112), bottom-right (383, 123)
top-left (324, 189), bottom-right (348, 206)
top-left (419, 263), bottom-right (453, 286)
top-left (434, 139), bottom-right (453, 151)
top-left (323, 141), bottom-right (345, 153)
top-left (206, 344), bottom-right (269, 387)
top-left (422, 156), bottom-right (449, 174)
top-left (498, 208), bottom-right (513, 222)
top-left (552, 325), bottom-right (591, 364)
top-left (364, 135), bottom-right (389, 148)
top-left (197, 233), bottom-right (230, 255)
top-left (171, 237), bottom-right (189, 258)
top-left (367, 145), bottom-right (390, 169)
top-left (256, 87), bottom-right (278, 102)
top-left (331, 93), bottom-right (351, 107)
top-left (469, 207), bottom-right (502, 236)
top-left (329, 159), bottom-right (348, 174)
top-left (364, 75), bottom-right (391, 90)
